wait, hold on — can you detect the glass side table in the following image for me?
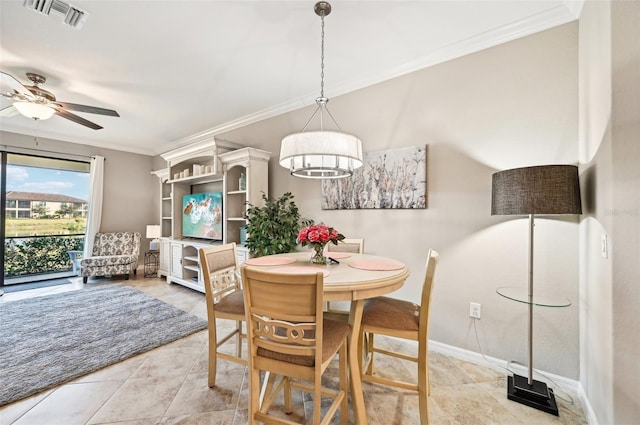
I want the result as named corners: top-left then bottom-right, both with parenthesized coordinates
top-left (67, 250), bottom-right (83, 276)
top-left (496, 287), bottom-right (571, 308)
top-left (144, 251), bottom-right (160, 278)
top-left (496, 286), bottom-right (571, 416)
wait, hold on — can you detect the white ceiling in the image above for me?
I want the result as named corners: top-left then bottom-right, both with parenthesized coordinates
top-left (0, 0), bottom-right (582, 156)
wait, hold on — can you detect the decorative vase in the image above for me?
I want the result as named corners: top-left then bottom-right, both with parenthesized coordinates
top-left (310, 245), bottom-right (327, 265)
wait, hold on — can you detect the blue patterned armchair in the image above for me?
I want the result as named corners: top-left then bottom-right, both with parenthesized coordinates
top-left (81, 232), bottom-right (141, 283)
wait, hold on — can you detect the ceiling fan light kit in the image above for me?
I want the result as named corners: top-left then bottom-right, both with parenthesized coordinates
top-left (13, 101), bottom-right (55, 120)
top-left (279, 1), bottom-right (363, 179)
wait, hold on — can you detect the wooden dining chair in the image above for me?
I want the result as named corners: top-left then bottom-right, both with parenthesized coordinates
top-left (325, 238), bottom-right (364, 316)
top-left (358, 249), bottom-right (439, 425)
top-left (326, 238), bottom-right (364, 255)
top-left (241, 265), bottom-right (350, 425)
top-left (198, 243), bottom-right (247, 388)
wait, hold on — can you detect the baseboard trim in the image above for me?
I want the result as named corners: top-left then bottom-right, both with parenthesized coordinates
top-left (426, 339), bottom-right (579, 391)
top-left (576, 382), bottom-right (599, 425)
top-left (422, 339), bottom-right (598, 424)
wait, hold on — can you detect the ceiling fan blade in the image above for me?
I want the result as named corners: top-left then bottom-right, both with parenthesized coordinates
top-left (55, 101), bottom-right (120, 117)
top-left (54, 107), bottom-right (103, 130)
top-left (0, 72), bottom-right (36, 100)
top-left (0, 104), bottom-right (19, 117)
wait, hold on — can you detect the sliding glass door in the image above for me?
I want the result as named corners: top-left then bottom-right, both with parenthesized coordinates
top-left (1, 152), bottom-right (90, 286)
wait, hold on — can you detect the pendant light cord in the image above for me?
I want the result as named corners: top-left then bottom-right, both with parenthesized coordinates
top-left (314, 8), bottom-right (343, 132)
top-left (320, 12), bottom-right (325, 99)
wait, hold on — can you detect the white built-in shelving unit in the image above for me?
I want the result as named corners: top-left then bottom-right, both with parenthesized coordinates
top-left (151, 139), bottom-right (270, 293)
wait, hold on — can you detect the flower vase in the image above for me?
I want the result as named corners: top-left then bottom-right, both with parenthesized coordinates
top-left (310, 245), bottom-right (327, 265)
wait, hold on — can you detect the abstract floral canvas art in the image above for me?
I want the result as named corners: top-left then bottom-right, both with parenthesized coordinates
top-left (321, 145), bottom-right (427, 209)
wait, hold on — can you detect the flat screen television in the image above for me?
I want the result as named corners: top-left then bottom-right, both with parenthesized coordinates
top-left (182, 192), bottom-right (223, 240)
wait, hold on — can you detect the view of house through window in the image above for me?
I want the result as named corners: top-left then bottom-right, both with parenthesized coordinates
top-left (1, 152), bottom-right (90, 285)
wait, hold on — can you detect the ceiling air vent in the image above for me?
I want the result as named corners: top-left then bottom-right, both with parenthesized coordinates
top-left (23, 0), bottom-right (88, 29)
top-left (24, 0), bottom-right (53, 14)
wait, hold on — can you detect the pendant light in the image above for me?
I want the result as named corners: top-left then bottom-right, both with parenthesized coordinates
top-left (279, 1), bottom-right (363, 179)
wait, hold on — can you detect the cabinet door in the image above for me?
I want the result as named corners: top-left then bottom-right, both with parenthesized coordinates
top-left (170, 243), bottom-right (183, 278)
top-left (160, 239), bottom-right (171, 274)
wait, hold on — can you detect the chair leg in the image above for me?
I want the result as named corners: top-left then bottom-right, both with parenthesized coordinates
top-left (283, 376), bottom-right (293, 414)
top-left (82, 276), bottom-right (88, 283)
top-left (418, 382), bottom-right (430, 424)
top-left (313, 376), bottom-right (322, 425)
top-left (208, 320), bottom-right (218, 387)
top-left (124, 274), bottom-right (129, 280)
top-left (235, 320), bottom-right (242, 358)
top-left (418, 342), bottom-right (430, 424)
top-left (367, 333), bottom-right (375, 375)
top-left (339, 342), bottom-right (349, 425)
top-left (250, 364), bottom-right (261, 425)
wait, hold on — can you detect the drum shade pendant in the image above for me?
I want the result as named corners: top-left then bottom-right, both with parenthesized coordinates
top-left (279, 1), bottom-right (363, 179)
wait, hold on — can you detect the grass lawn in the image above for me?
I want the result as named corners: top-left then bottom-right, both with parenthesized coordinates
top-left (5, 218), bottom-right (87, 237)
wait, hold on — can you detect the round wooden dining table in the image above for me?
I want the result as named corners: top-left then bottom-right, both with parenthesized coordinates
top-left (243, 251), bottom-right (410, 425)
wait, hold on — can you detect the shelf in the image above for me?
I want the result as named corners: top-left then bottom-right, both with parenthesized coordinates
top-left (167, 172), bottom-right (224, 185)
top-left (184, 264), bottom-right (199, 273)
top-left (162, 216), bottom-right (172, 220)
top-left (162, 197), bottom-right (171, 201)
top-left (183, 255), bottom-right (199, 263)
top-left (227, 217), bottom-right (247, 222)
top-left (227, 190), bottom-right (247, 195)
top-left (496, 287), bottom-right (571, 307)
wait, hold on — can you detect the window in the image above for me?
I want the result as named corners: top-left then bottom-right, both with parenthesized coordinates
top-left (2, 152), bottom-right (90, 283)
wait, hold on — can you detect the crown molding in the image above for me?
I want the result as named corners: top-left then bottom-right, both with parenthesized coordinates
top-left (168, 2), bottom-right (582, 153)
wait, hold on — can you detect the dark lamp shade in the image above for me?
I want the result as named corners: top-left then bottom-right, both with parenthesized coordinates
top-left (491, 165), bottom-right (582, 215)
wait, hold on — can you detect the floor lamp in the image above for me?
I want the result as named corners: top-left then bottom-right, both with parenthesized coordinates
top-left (491, 165), bottom-right (582, 416)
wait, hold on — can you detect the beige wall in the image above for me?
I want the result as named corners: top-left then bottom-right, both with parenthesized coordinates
top-left (220, 23), bottom-right (582, 379)
top-left (578, 1), bottom-right (614, 422)
top-left (610, 2), bottom-right (640, 422)
top-left (579, 1), bottom-right (640, 423)
top-left (1, 132), bottom-right (158, 263)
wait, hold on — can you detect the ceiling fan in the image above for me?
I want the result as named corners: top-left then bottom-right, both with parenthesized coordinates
top-left (0, 71), bottom-right (119, 130)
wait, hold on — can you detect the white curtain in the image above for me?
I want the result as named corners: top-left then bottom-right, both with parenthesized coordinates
top-left (83, 155), bottom-right (104, 258)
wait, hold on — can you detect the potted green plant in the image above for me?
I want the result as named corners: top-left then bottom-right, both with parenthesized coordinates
top-left (244, 192), bottom-right (309, 257)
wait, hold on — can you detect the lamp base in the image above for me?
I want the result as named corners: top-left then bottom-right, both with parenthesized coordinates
top-left (507, 374), bottom-right (559, 416)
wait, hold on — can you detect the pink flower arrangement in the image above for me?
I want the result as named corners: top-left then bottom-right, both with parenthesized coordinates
top-left (297, 224), bottom-right (345, 251)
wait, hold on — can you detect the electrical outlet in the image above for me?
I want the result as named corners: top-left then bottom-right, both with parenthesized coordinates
top-left (469, 302), bottom-right (481, 319)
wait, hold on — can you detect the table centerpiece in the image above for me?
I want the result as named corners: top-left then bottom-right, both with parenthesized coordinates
top-left (298, 224), bottom-right (345, 265)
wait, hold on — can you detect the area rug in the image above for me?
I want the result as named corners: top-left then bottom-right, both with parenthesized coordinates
top-left (0, 285), bottom-right (208, 406)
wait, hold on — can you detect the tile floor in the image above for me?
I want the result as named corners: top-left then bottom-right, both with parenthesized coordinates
top-left (0, 275), bottom-right (588, 425)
